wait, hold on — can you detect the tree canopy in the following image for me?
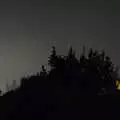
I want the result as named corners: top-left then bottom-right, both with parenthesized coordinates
top-left (0, 45), bottom-right (120, 120)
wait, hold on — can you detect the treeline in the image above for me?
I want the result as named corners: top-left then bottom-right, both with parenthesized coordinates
top-left (0, 46), bottom-right (120, 120)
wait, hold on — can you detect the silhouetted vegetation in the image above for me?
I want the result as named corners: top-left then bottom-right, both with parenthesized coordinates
top-left (0, 46), bottom-right (120, 120)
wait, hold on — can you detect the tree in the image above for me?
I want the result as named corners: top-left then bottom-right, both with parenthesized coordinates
top-left (48, 46), bottom-right (58, 69)
top-left (48, 46), bottom-right (118, 95)
top-left (85, 49), bottom-right (118, 94)
top-left (88, 48), bottom-right (93, 59)
top-left (67, 46), bottom-right (75, 60)
top-left (40, 65), bottom-right (47, 77)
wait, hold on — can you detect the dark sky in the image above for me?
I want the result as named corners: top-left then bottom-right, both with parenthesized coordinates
top-left (0, 0), bottom-right (120, 91)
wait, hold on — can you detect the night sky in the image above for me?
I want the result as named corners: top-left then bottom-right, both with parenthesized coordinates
top-left (0, 0), bottom-right (120, 91)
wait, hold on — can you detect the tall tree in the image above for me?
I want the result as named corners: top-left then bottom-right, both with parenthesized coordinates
top-left (48, 46), bottom-right (58, 69)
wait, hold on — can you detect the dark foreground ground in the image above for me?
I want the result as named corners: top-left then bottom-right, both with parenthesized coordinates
top-left (0, 90), bottom-right (120, 120)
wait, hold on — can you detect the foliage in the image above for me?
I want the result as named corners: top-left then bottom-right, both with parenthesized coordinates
top-left (0, 45), bottom-right (120, 120)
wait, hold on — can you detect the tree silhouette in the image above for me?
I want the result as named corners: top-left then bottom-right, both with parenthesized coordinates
top-left (40, 65), bottom-right (47, 77)
top-left (0, 45), bottom-right (120, 120)
top-left (48, 46), bottom-right (58, 69)
top-left (85, 49), bottom-right (117, 94)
